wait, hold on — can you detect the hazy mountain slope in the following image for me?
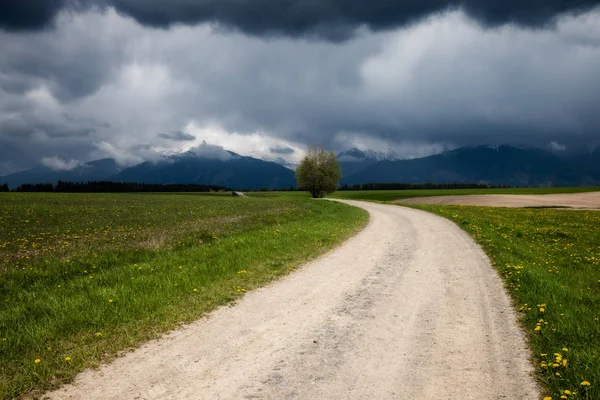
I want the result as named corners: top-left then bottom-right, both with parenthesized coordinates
top-left (343, 145), bottom-right (599, 187)
top-left (0, 140), bottom-right (36, 176)
top-left (337, 148), bottom-right (401, 179)
top-left (1, 158), bottom-right (120, 189)
top-left (110, 154), bottom-right (296, 189)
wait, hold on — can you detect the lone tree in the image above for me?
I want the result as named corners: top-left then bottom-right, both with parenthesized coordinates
top-left (296, 147), bottom-right (342, 198)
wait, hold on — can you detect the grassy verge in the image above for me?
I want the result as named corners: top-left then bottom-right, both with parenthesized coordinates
top-left (329, 187), bottom-right (600, 202)
top-left (409, 204), bottom-right (599, 399)
top-left (0, 193), bottom-right (368, 399)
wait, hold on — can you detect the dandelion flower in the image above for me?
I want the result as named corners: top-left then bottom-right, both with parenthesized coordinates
top-left (581, 381), bottom-right (591, 386)
top-left (65, 357), bottom-right (71, 361)
top-left (34, 358), bottom-right (41, 364)
top-left (535, 326), bottom-right (541, 331)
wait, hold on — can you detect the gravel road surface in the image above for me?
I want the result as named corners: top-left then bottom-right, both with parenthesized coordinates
top-left (47, 200), bottom-right (538, 400)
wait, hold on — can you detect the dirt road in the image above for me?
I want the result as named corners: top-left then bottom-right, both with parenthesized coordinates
top-left (397, 191), bottom-right (600, 208)
top-left (47, 200), bottom-right (538, 400)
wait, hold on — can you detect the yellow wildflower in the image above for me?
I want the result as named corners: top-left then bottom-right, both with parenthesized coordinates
top-left (34, 358), bottom-right (41, 364)
top-left (581, 381), bottom-right (591, 386)
top-left (65, 357), bottom-right (71, 361)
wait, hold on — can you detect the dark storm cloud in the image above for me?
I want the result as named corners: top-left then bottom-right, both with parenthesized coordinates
top-left (269, 146), bottom-right (295, 154)
top-left (158, 131), bottom-right (196, 141)
top-left (1, 0), bottom-right (599, 39)
top-left (0, 0), bottom-right (67, 31)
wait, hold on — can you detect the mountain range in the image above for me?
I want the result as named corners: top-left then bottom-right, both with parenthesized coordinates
top-left (0, 149), bottom-right (296, 190)
top-left (340, 145), bottom-right (600, 187)
top-left (110, 150), bottom-right (296, 189)
top-left (1, 158), bottom-right (121, 189)
top-left (337, 148), bottom-right (401, 178)
top-left (1, 144), bottom-right (599, 189)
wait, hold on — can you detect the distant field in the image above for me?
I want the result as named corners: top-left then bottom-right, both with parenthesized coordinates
top-left (0, 193), bottom-right (368, 399)
top-left (328, 187), bottom-right (600, 202)
top-left (410, 204), bottom-right (600, 399)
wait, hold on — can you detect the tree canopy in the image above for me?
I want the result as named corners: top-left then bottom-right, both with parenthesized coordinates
top-left (296, 147), bottom-right (342, 198)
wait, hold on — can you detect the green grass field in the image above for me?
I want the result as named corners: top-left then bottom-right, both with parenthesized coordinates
top-left (329, 187), bottom-right (600, 202)
top-left (407, 204), bottom-right (599, 399)
top-left (0, 192), bottom-right (368, 399)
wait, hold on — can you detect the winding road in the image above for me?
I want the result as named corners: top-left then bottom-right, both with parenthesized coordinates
top-left (48, 200), bottom-right (539, 400)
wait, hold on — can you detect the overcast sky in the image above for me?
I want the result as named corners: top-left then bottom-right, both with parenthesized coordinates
top-left (1, 1), bottom-right (600, 173)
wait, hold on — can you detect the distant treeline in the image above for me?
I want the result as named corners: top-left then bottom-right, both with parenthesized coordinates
top-left (338, 182), bottom-right (510, 190)
top-left (0, 181), bottom-right (514, 193)
top-left (10, 181), bottom-right (229, 193)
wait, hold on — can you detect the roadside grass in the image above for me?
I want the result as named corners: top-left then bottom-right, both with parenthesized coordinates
top-left (409, 204), bottom-right (600, 399)
top-left (0, 193), bottom-right (368, 399)
top-left (328, 187), bottom-right (600, 202)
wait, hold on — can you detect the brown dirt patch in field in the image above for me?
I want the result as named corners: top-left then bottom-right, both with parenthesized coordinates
top-left (396, 191), bottom-right (600, 209)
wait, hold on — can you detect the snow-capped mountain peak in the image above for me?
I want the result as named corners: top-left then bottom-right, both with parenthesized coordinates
top-left (270, 157), bottom-right (298, 170)
top-left (337, 148), bottom-right (401, 162)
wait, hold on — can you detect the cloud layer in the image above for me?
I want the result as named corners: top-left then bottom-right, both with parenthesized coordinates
top-left (40, 156), bottom-right (83, 171)
top-left (1, 5), bottom-right (599, 174)
top-left (158, 131), bottom-right (196, 141)
top-left (2, 0), bottom-right (599, 39)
